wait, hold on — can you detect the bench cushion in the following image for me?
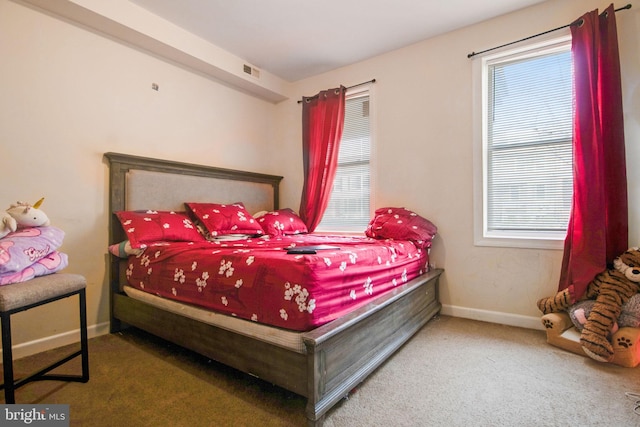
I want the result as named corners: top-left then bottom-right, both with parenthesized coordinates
top-left (0, 274), bottom-right (86, 312)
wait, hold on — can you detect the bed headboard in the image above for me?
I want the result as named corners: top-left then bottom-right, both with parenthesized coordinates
top-left (105, 152), bottom-right (283, 244)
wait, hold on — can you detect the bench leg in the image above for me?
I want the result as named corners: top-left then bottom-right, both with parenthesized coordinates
top-left (1, 312), bottom-right (16, 404)
top-left (79, 288), bottom-right (89, 382)
top-left (0, 288), bottom-right (89, 403)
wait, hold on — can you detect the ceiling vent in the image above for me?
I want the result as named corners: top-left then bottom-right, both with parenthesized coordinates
top-left (243, 64), bottom-right (261, 79)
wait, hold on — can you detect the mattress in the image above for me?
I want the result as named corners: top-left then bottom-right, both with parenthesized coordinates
top-left (124, 234), bottom-right (429, 331)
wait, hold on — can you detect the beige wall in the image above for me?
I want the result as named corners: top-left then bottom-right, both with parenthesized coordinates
top-left (1, 0), bottom-right (638, 358)
top-left (0, 0), bottom-right (284, 357)
top-left (276, 0), bottom-right (640, 328)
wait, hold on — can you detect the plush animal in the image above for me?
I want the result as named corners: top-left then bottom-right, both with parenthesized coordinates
top-left (537, 247), bottom-right (640, 362)
top-left (569, 294), bottom-right (640, 333)
top-left (3, 198), bottom-right (50, 233)
top-left (0, 211), bottom-right (17, 239)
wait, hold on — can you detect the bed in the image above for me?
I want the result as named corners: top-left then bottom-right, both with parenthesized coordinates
top-left (105, 152), bottom-right (443, 426)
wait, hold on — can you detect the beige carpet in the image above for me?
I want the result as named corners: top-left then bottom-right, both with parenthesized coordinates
top-left (3, 315), bottom-right (640, 426)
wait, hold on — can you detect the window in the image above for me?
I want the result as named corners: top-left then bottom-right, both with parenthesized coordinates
top-left (317, 87), bottom-right (373, 232)
top-left (473, 36), bottom-right (573, 249)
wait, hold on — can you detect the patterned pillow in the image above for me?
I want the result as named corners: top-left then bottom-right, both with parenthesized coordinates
top-left (0, 226), bottom-right (65, 275)
top-left (115, 210), bottom-right (204, 248)
top-left (365, 207), bottom-right (437, 248)
top-left (255, 209), bottom-right (308, 237)
top-left (108, 240), bottom-right (144, 258)
top-left (185, 202), bottom-right (264, 238)
top-left (0, 251), bottom-right (68, 286)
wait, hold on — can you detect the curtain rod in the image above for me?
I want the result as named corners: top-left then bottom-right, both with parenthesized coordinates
top-left (467, 3), bottom-right (632, 59)
top-left (297, 79), bottom-right (376, 104)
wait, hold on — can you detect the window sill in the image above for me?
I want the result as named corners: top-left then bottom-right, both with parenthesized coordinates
top-left (474, 235), bottom-right (564, 250)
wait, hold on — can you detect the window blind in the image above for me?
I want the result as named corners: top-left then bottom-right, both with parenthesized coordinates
top-left (486, 47), bottom-right (573, 233)
top-left (318, 93), bottom-right (371, 231)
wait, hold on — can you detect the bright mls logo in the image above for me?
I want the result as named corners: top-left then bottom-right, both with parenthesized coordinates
top-left (1, 405), bottom-right (69, 426)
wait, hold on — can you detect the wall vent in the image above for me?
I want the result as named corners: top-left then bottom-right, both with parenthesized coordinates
top-left (243, 64), bottom-right (261, 79)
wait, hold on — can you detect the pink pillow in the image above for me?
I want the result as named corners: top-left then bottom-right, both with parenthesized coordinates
top-left (185, 202), bottom-right (264, 238)
top-left (255, 209), bottom-right (308, 237)
top-left (0, 226), bottom-right (65, 275)
top-left (115, 210), bottom-right (204, 248)
top-left (365, 207), bottom-right (437, 249)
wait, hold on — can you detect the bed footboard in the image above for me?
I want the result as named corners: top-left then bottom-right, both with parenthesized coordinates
top-left (303, 268), bottom-right (442, 425)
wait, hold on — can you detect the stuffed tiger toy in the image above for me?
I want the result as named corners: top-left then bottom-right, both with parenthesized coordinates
top-left (537, 247), bottom-right (640, 362)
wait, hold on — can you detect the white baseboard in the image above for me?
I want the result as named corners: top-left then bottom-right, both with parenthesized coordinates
top-left (1, 322), bottom-right (111, 361)
top-left (2, 307), bottom-right (543, 362)
top-left (440, 304), bottom-right (544, 331)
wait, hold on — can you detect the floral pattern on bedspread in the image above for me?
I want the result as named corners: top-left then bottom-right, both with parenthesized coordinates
top-left (125, 235), bottom-right (428, 331)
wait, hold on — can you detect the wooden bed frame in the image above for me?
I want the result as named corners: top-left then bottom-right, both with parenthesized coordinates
top-left (105, 152), bottom-right (443, 426)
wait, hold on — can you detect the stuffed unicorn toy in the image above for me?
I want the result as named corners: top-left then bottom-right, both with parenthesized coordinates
top-left (0, 212), bottom-right (16, 239)
top-left (0, 198), bottom-right (50, 238)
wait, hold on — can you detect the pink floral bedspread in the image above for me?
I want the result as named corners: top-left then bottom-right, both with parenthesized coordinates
top-left (125, 234), bottom-right (429, 331)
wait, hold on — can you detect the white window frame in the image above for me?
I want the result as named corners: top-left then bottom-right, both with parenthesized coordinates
top-left (472, 33), bottom-right (572, 250)
top-left (316, 84), bottom-right (376, 234)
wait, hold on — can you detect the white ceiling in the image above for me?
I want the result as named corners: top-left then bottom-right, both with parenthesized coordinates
top-left (130, 0), bottom-right (547, 82)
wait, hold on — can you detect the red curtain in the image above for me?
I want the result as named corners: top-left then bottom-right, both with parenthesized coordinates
top-left (298, 86), bottom-right (346, 232)
top-left (558, 4), bottom-right (628, 299)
